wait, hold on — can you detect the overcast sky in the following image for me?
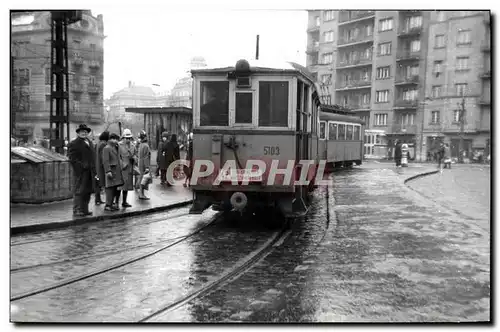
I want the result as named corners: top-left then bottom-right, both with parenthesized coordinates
top-left (92, 7), bottom-right (308, 98)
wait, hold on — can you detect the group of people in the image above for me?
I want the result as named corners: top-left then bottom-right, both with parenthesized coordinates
top-left (67, 124), bottom-right (152, 216)
top-left (393, 140), bottom-right (412, 168)
top-left (155, 131), bottom-right (194, 187)
top-left (393, 140), bottom-right (452, 172)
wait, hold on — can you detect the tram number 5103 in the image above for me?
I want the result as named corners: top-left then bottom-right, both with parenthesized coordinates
top-left (264, 146), bottom-right (280, 156)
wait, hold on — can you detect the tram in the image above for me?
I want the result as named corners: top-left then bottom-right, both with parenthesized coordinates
top-left (187, 59), bottom-right (363, 219)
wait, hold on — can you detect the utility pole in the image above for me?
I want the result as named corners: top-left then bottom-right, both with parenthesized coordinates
top-left (458, 96), bottom-right (466, 163)
top-left (255, 35), bottom-right (259, 60)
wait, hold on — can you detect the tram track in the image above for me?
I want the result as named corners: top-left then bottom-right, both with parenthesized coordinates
top-left (10, 212), bottom-right (223, 302)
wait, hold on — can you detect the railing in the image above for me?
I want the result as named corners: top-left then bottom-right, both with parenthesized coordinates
top-left (336, 79), bottom-right (372, 89)
top-left (349, 103), bottom-right (371, 110)
top-left (394, 98), bottom-right (418, 108)
top-left (398, 25), bottom-right (423, 36)
top-left (337, 56), bottom-right (372, 67)
top-left (395, 75), bottom-right (419, 84)
top-left (339, 10), bottom-right (375, 23)
top-left (392, 124), bottom-right (417, 134)
top-left (306, 42), bottom-right (320, 53)
top-left (396, 49), bottom-right (421, 60)
top-left (338, 35), bottom-right (374, 46)
top-left (87, 85), bottom-right (100, 94)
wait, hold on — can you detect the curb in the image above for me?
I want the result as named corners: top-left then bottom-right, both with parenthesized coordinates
top-left (403, 170), bottom-right (440, 184)
top-left (11, 200), bottom-right (193, 236)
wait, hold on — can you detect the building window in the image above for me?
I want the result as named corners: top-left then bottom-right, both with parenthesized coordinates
top-left (360, 115), bottom-right (369, 125)
top-left (376, 90), bottom-right (389, 103)
top-left (457, 30), bottom-right (471, 45)
top-left (433, 60), bottom-right (443, 75)
top-left (378, 42), bottom-right (392, 55)
top-left (73, 100), bottom-right (80, 112)
top-left (453, 110), bottom-right (462, 122)
top-left (402, 88), bottom-right (418, 101)
top-left (235, 92), bottom-right (252, 124)
top-left (315, 16), bottom-right (320, 26)
top-left (365, 24), bottom-right (373, 36)
top-left (405, 16), bottom-right (423, 29)
top-left (401, 113), bottom-right (415, 125)
top-left (431, 110), bottom-right (440, 123)
top-left (324, 10), bottom-right (334, 21)
top-left (432, 85), bottom-right (442, 98)
top-left (321, 95), bottom-right (331, 104)
top-left (379, 18), bottom-right (393, 31)
top-left (435, 34), bottom-right (445, 48)
top-left (320, 74), bottom-right (332, 84)
top-left (14, 68), bottom-right (30, 85)
top-left (45, 67), bottom-right (51, 85)
top-left (89, 76), bottom-right (96, 86)
top-left (455, 83), bottom-right (468, 96)
top-left (410, 39), bottom-right (421, 52)
top-left (259, 81), bottom-right (289, 127)
top-left (200, 81), bottom-right (229, 126)
top-left (323, 31), bottom-right (335, 42)
top-left (374, 113), bottom-right (388, 126)
top-left (362, 93), bottom-right (370, 105)
top-left (377, 66), bottom-right (391, 79)
top-left (456, 57), bottom-right (469, 70)
top-left (364, 47), bottom-right (372, 59)
top-left (322, 52), bottom-right (333, 64)
top-left (402, 64), bottom-right (419, 77)
top-left (319, 121), bottom-right (326, 139)
top-left (437, 11), bottom-right (446, 21)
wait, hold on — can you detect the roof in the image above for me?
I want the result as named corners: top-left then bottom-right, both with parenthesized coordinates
top-left (113, 85), bottom-right (156, 98)
top-left (125, 106), bottom-right (192, 114)
top-left (319, 111), bottom-right (365, 125)
top-left (11, 146), bottom-right (68, 163)
top-left (191, 59), bottom-right (315, 83)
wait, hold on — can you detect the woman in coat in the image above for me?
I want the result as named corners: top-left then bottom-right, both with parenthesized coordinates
top-left (394, 140), bottom-right (402, 167)
top-left (94, 131), bottom-right (109, 205)
top-left (164, 134), bottom-right (180, 186)
top-left (137, 130), bottom-right (151, 199)
top-left (157, 131), bottom-right (170, 184)
top-left (116, 129), bottom-right (137, 207)
top-left (102, 133), bottom-right (124, 211)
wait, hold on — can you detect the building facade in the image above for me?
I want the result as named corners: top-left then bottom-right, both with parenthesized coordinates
top-left (306, 10), bottom-right (491, 161)
top-left (11, 11), bottom-right (105, 143)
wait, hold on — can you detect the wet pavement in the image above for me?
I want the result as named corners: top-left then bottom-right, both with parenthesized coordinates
top-left (10, 163), bottom-right (490, 322)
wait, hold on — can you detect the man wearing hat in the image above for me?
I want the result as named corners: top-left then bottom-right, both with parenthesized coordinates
top-left (68, 124), bottom-right (96, 217)
top-left (116, 129), bottom-right (137, 207)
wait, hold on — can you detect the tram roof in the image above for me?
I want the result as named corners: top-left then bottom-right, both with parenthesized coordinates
top-left (319, 111), bottom-right (365, 125)
top-left (191, 59), bottom-right (315, 82)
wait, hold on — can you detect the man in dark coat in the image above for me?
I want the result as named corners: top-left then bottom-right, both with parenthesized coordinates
top-left (164, 134), bottom-right (180, 186)
top-left (394, 140), bottom-right (403, 168)
top-left (157, 131), bottom-right (170, 184)
top-left (102, 133), bottom-right (124, 211)
top-left (94, 131), bottom-right (109, 205)
top-left (68, 124), bottom-right (96, 216)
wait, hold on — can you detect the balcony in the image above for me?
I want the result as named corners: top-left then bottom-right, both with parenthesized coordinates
top-left (398, 25), bottom-right (423, 37)
top-left (349, 103), bottom-right (371, 111)
top-left (337, 57), bottom-right (373, 69)
top-left (480, 70), bottom-right (491, 79)
top-left (307, 24), bottom-right (320, 33)
top-left (481, 42), bottom-right (491, 52)
top-left (71, 84), bottom-right (83, 93)
top-left (87, 85), bottom-right (101, 94)
top-left (335, 79), bottom-right (372, 91)
top-left (392, 124), bottom-right (417, 135)
top-left (395, 75), bottom-right (420, 85)
top-left (16, 111), bottom-right (49, 122)
top-left (88, 60), bottom-right (101, 69)
top-left (479, 95), bottom-right (491, 106)
top-left (338, 11), bottom-right (375, 25)
top-left (396, 49), bottom-right (421, 61)
top-left (443, 120), bottom-right (481, 133)
top-left (338, 35), bottom-right (374, 48)
top-left (394, 98), bottom-right (418, 109)
top-left (72, 56), bottom-right (83, 66)
top-left (306, 41), bottom-right (320, 54)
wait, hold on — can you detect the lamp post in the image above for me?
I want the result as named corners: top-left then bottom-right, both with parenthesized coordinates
top-left (419, 97), bottom-right (432, 162)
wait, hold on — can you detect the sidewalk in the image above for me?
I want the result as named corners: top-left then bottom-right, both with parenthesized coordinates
top-left (10, 178), bottom-right (193, 235)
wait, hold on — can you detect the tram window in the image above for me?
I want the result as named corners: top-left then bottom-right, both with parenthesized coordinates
top-left (319, 121), bottom-right (326, 139)
top-left (346, 125), bottom-right (353, 140)
top-left (354, 126), bottom-right (360, 140)
top-left (200, 81), bottom-right (229, 126)
top-left (338, 124), bottom-right (346, 140)
top-left (235, 92), bottom-right (252, 124)
top-left (328, 123), bottom-right (337, 140)
top-left (259, 82), bottom-right (289, 127)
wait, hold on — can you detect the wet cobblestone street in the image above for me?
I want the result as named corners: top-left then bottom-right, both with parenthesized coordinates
top-left (10, 165), bottom-right (490, 322)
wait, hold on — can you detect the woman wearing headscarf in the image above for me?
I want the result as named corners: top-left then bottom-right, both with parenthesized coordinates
top-left (116, 129), bottom-right (137, 207)
top-left (94, 131), bottom-right (109, 205)
top-left (137, 130), bottom-right (151, 199)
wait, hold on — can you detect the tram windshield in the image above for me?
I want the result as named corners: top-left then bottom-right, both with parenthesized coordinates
top-left (258, 82), bottom-right (288, 127)
top-left (200, 81), bottom-right (229, 126)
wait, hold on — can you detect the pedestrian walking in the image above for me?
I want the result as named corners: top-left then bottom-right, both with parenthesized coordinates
top-left (164, 134), bottom-right (180, 186)
top-left (443, 143), bottom-right (452, 169)
top-left (394, 140), bottom-right (402, 167)
top-left (67, 124), bottom-right (96, 217)
top-left (184, 132), bottom-right (193, 187)
top-left (116, 129), bottom-right (137, 207)
top-left (102, 133), bottom-right (124, 211)
top-left (157, 131), bottom-right (169, 184)
top-left (137, 130), bottom-right (151, 199)
top-left (94, 131), bottom-right (109, 205)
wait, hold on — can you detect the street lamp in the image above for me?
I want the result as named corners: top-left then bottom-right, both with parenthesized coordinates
top-left (419, 97), bottom-right (433, 162)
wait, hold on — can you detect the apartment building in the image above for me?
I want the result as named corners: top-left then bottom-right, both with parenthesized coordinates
top-left (306, 10), bottom-right (491, 161)
top-left (11, 11), bottom-right (105, 143)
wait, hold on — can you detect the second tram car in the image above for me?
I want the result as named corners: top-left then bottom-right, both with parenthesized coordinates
top-left (187, 59), bottom-right (364, 219)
